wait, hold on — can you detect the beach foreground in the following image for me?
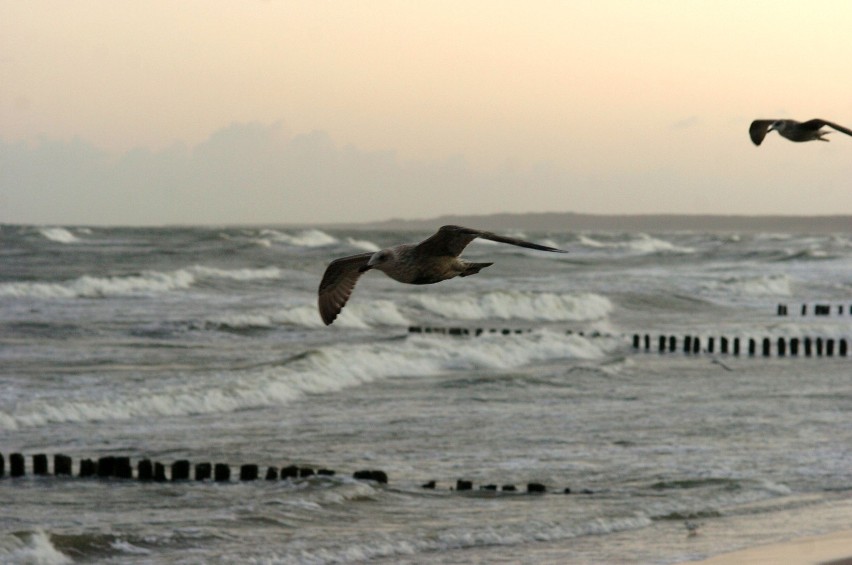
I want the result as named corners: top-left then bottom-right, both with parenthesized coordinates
top-left (687, 529), bottom-right (852, 565)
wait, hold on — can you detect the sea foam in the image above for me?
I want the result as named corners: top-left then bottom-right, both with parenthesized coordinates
top-left (37, 227), bottom-right (79, 244)
top-left (414, 291), bottom-right (612, 322)
top-left (580, 233), bottom-right (694, 254)
top-left (262, 229), bottom-right (339, 247)
top-left (4, 331), bottom-right (608, 429)
top-left (0, 265), bottom-right (282, 299)
top-left (0, 530), bottom-right (71, 565)
top-left (706, 274), bottom-right (792, 296)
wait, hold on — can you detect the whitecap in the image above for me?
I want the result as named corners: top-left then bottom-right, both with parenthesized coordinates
top-left (579, 233), bottom-right (693, 254)
top-left (6, 331), bottom-right (610, 429)
top-left (262, 229), bottom-right (338, 247)
top-left (413, 291), bottom-right (612, 322)
top-left (190, 265), bottom-right (282, 281)
top-left (0, 270), bottom-right (196, 299)
top-left (0, 265), bottom-right (282, 299)
top-left (345, 237), bottom-right (380, 252)
top-left (706, 274), bottom-right (791, 296)
top-left (37, 227), bottom-right (78, 244)
top-left (0, 530), bottom-right (71, 565)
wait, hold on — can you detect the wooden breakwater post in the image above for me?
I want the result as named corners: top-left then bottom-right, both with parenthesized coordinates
top-left (79, 458), bottom-right (96, 477)
top-left (353, 470), bottom-right (388, 484)
top-left (55, 454), bottom-right (73, 476)
top-left (240, 464), bottom-right (259, 481)
top-left (138, 459), bottom-right (153, 481)
top-left (10, 453), bottom-right (25, 477)
top-left (527, 482), bottom-right (547, 494)
top-left (172, 460), bottom-right (190, 481)
top-left (33, 454), bottom-right (48, 475)
top-left (195, 462), bottom-right (212, 481)
top-left (214, 463), bottom-right (230, 482)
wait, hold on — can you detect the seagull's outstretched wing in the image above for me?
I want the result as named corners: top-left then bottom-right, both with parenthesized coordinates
top-left (415, 225), bottom-right (567, 258)
top-left (318, 252), bottom-right (373, 325)
top-left (749, 120), bottom-right (775, 146)
top-left (802, 119), bottom-right (852, 137)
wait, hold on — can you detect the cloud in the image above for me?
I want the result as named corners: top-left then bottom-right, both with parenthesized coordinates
top-left (0, 122), bottom-right (588, 225)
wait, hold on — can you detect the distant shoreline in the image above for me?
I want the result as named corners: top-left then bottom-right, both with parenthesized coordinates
top-left (4, 213), bottom-right (850, 233)
top-left (321, 212), bottom-right (852, 234)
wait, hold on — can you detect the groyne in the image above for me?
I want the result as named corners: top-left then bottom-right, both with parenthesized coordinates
top-left (0, 453), bottom-right (580, 494)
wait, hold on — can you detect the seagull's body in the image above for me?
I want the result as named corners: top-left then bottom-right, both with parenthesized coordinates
top-left (749, 118), bottom-right (852, 146)
top-left (318, 225), bottom-right (566, 325)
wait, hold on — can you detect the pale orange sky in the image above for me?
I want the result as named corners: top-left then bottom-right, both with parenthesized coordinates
top-left (2, 1), bottom-right (852, 225)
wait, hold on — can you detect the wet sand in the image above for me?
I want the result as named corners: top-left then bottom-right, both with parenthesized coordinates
top-left (687, 529), bottom-right (852, 564)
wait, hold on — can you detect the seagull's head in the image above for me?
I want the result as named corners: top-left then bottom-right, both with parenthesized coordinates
top-left (361, 248), bottom-right (395, 272)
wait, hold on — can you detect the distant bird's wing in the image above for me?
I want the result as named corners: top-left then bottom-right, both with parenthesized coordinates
top-left (749, 120), bottom-right (775, 146)
top-left (317, 252), bottom-right (373, 325)
top-left (806, 119), bottom-right (852, 137)
top-left (415, 225), bottom-right (567, 257)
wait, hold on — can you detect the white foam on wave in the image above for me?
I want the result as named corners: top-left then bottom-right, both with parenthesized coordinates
top-left (110, 539), bottom-right (152, 555)
top-left (190, 265), bottom-right (282, 281)
top-left (0, 530), bottom-right (71, 565)
top-left (4, 331), bottom-right (608, 430)
top-left (580, 233), bottom-right (693, 254)
top-left (414, 291), bottom-right (612, 322)
top-left (241, 513), bottom-right (652, 564)
top-left (0, 265), bottom-right (282, 299)
top-left (706, 274), bottom-right (791, 296)
top-left (345, 237), bottom-right (380, 252)
top-left (262, 229), bottom-right (338, 247)
top-left (205, 300), bottom-right (410, 330)
top-left (37, 227), bottom-right (79, 244)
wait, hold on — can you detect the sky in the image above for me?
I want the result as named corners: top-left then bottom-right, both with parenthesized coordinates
top-left (2, 1), bottom-right (852, 226)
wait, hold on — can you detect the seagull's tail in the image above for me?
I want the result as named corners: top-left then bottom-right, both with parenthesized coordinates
top-left (460, 262), bottom-right (493, 277)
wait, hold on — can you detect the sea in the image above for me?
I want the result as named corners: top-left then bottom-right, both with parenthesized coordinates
top-left (1, 223), bottom-right (851, 564)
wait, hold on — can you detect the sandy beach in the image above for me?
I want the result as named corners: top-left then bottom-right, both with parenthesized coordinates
top-left (687, 529), bottom-right (852, 565)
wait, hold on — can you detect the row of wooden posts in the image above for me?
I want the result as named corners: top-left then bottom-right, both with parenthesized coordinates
top-left (421, 479), bottom-right (588, 495)
top-left (409, 326), bottom-right (532, 336)
top-left (777, 303), bottom-right (852, 316)
top-left (0, 453), bottom-right (584, 495)
top-left (0, 452), bottom-right (387, 484)
top-left (633, 334), bottom-right (850, 357)
top-left (409, 325), bottom-right (850, 359)
top-left (408, 326), bottom-right (610, 338)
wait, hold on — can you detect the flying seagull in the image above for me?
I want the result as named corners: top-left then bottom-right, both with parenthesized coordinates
top-left (317, 225), bottom-right (566, 325)
top-left (749, 118), bottom-right (852, 146)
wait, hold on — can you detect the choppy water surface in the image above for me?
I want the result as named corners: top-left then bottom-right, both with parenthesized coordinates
top-left (1, 225), bottom-right (851, 564)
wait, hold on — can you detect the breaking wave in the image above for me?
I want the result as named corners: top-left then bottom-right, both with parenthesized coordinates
top-left (413, 291), bottom-right (612, 322)
top-left (705, 274), bottom-right (792, 296)
top-left (205, 300), bottom-right (410, 330)
top-left (261, 229), bottom-right (339, 247)
top-left (238, 514), bottom-right (653, 564)
top-left (579, 234), bottom-right (694, 254)
top-left (0, 266), bottom-right (282, 299)
top-left (1, 331), bottom-right (609, 430)
top-left (37, 227), bottom-right (79, 244)
top-left (0, 530), bottom-right (71, 565)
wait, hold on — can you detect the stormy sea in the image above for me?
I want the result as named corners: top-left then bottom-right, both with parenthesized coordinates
top-left (1, 223), bottom-right (851, 564)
